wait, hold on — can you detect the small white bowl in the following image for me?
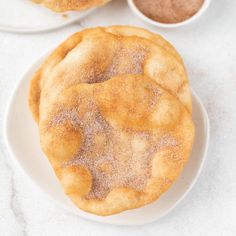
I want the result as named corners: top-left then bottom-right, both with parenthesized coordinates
top-left (4, 50), bottom-right (209, 225)
top-left (127, 0), bottom-right (211, 28)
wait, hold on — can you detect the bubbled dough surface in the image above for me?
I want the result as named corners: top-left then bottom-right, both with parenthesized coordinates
top-left (28, 26), bottom-right (192, 124)
top-left (39, 75), bottom-right (194, 216)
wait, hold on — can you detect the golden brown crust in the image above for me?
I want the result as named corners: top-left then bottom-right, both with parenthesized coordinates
top-left (104, 25), bottom-right (182, 62)
top-left (29, 26), bottom-right (192, 123)
top-left (29, 30), bottom-right (85, 122)
top-left (39, 75), bottom-right (195, 216)
top-left (29, 26), bottom-right (194, 215)
top-left (32, 0), bottom-right (111, 12)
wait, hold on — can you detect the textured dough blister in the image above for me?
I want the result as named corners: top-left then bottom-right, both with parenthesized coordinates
top-left (29, 26), bottom-right (195, 216)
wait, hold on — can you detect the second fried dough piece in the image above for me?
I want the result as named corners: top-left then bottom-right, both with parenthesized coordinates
top-left (32, 0), bottom-right (111, 12)
top-left (29, 26), bottom-right (192, 123)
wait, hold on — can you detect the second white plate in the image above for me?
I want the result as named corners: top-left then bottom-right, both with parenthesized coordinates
top-left (0, 0), bottom-right (92, 33)
top-left (4, 52), bottom-right (210, 225)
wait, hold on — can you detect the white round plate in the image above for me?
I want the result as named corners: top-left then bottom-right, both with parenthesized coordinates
top-left (4, 52), bottom-right (209, 225)
top-left (0, 0), bottom-right (92, 33)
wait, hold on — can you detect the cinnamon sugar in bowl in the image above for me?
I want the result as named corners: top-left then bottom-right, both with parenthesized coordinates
top-left (127, 0), bottom-right (211, 28)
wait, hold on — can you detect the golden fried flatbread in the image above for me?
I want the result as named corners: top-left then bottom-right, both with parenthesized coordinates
top-left (39, 75), bottom-right (195, 216)
top-left (29, 26), bottom-right (192, 123)
top-left (32, 0), bottom-right (111, 12)
top-left (104, 25), bottom-right (183, 62)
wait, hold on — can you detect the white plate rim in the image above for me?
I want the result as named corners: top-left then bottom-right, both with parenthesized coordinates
top-left (0, 9), bottom-right (93, 34)
top-left (4, 51), bottom-right (210, 226)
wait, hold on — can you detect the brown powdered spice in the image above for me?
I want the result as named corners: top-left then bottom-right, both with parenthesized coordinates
top-left (81, 44), bottom-right (148, 84)
top-left (53, 99), bottom-right (179, 200)
top-left (134, 0), bottom-right (204, 24)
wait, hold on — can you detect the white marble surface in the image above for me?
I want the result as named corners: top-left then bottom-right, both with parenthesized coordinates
top-left (0, 0), bottom-right (236, 235)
